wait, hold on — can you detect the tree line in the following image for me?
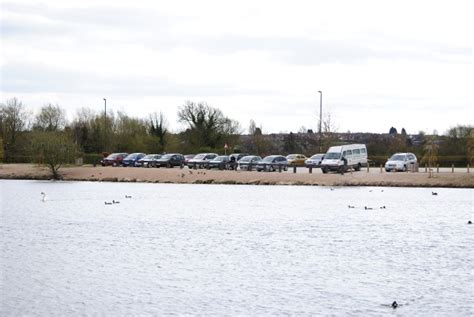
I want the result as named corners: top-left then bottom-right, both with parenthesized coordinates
top-left (1, 97), bottom-right (473, 171)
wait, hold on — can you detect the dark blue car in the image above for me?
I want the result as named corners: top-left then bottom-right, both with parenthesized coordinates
top-left (121, 153), bottom-right (146, 167)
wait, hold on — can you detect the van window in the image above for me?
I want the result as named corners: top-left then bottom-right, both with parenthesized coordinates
top-left (325, 152), bottom-right (340, 159)
top-left (343, 151), bottom-right (347, 157)
top-left (353, 149), bottom-right (360, 155)
top-left (346, 150), bottom-right (352, 156)
top-left (361, 148), bottom-right (366, 154)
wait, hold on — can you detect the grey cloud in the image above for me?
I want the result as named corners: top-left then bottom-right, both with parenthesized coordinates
top-left (1, 62), bottom-right (275, 97)
top-left (3, 2), bottom-right (469, 66)
top-left (187, 34), bottom-right (471, 65)
top-left (1, 2), bottom-right (180, 39)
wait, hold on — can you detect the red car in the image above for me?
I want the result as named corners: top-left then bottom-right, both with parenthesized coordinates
top-left (101, 153), bottom-right (128, 166)
top-left (183, 154), bottom-right (196, 166)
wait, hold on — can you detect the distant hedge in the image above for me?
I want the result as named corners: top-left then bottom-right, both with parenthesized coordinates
top-left (82, 153), bottom-right (103, 165)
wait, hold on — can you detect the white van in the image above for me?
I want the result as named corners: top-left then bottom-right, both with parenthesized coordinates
top-left (320, 144), bottom-right (368, 173)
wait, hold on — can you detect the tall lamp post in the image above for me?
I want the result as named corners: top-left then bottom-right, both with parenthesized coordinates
top-left (103, 98), bottom-right (107, 152)
top-left (318, 91), bottom-right (322, 152)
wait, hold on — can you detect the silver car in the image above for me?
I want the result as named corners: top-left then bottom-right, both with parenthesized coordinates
top-left (238, 155), bottom-right (262, 171)
top-left (385, 152), bottom-right (417, 172)
top-left (188, 153), bottom-right (218, 169)
top-left (305, 153), bottom-right (325, 168)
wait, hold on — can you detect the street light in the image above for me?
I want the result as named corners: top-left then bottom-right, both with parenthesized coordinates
top-left (318, 91), bottom-right (322, 152)
top-left (103, 98), bottom-right (107, 152)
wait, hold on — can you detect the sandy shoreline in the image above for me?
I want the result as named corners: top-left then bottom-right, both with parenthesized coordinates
top-left (1, 164), bottom-right (473, 188)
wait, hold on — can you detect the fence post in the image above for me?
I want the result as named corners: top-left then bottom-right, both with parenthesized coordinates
top-left (279, 164), bottom-right (282, 173)
top-left (367, 163), bottom-right (370, 173)
top-left (437, 164), bottom-right (439, 173)
top-left (293, 165), bottom-right (297, 173)
top-left (467, 164), bottom-right (470, 173)
top-left (425, 164), bottom-right (427, 173)
top-left (380, 164), bottom-right (383, 173)
top-left (309, 166), bottom-right (312, 174)
top-left (452, 164), bottom-right (454, 173)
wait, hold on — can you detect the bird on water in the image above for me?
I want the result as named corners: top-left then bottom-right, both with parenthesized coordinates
top-left (41, 192), bottom-right (46, 202)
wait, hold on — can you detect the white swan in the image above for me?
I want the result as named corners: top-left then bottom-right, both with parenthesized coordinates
top-left (41, 192), bottom-right (46, 202)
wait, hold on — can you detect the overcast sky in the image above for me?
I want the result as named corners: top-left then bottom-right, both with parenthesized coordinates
top-left (1, 0), bottom-right (472, 134)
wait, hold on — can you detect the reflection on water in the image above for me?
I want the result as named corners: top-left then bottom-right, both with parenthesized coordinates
top-left (1, 180), bottom-right (473, 316)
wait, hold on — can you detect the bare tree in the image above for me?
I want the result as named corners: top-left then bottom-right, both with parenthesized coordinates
top-left (30, 131), bottom-right (78, 179)
top-left (178, 101), bottom-right (241, 150)
top-left (148, 112), bottom-right (168, 152)
top-left (34, 103), bottom-right (67, 131)
top-left (422, 136), bottom-right (439, 178)
top-left (321, 112), bottom-right (339, 152)
top-left (0, 98), bottom-right (30, 162)
top-left (246, 119), bottom-right (268, 155)
top-left (468, 129), bottom-right (474, 165)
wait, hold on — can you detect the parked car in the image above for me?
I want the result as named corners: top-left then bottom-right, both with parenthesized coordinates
top-left (207, 155), bottom-right (230, 169)
top-left (121, 153), bottom-right (146, 167)
top-left (385, 152), bottom-right (417, 172)
top-left (154, 153), bottom-right (185, 168)
top-left (183, 154), bottom-right (196, 166)
top-left (228, 153), bottom-right (248, 170)
top-left (101, 153), bottom-right (128, 167)
top-left (305, 154), bottom-right (325, 168)
top-left (286, 154), bottom-right (308, 166)
top-left (320, 144), bottom-right (368, 173)
top-left (136, 154), bottom-right (162, 167)
top-left (238, 155), bottom-right (262, 171)
top-left (229, 153), bottom-right (249, 162)
top-left (188, 153), bottom-right (218, 168)
top-left (256, 155), bottom-right (288, 172)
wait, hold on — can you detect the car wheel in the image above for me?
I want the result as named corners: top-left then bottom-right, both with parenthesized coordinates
top-left (403, 165), bottom-right (407, 172)
top-left (321, 167), bottom-right (328, 174)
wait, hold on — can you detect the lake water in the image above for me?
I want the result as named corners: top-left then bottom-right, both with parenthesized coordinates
top-left (1, 180), bottom-right (473, 316)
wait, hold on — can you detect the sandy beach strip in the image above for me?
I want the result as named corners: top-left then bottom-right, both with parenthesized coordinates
top-left (1, 164), bottom-right (473, 188)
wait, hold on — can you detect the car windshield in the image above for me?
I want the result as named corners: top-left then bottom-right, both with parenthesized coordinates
top-left (106, 153), bottom-right (119, 159)
top-left (262, 156), bottom-right (277, 162)
top-left (311, 154), bottom-right (323, 159)
top-left (161, 154), bottom-right (173, 159)
top-left (287, 155), bottom-right (296, 159)
top-left (193, 154), bottom-right (205, 160)
top-left (142, 154), bottom-right (155, 160)
top-left (125, 154), bottom-right (138, 159)
top-left (240, 156), bottom-right (252, 162)
top-left (390, 154), bottom-right (406, 161)
top-left (325, 152), bottom-right (340, 159)
top-left (214, 156), bottom-right (227, 161)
